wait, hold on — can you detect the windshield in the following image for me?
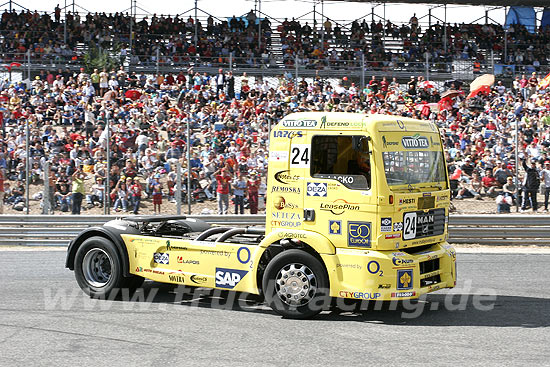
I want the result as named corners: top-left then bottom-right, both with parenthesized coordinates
top-left (383, 150), bottom-right (447, 188)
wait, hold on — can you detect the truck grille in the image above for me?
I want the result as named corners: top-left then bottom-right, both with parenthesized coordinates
top-left (420, 258), bottom-right (440, 275)
top-left (406, 208), bottom-right (445, 240)
top-left (420, 258), bottom-right (441, 287)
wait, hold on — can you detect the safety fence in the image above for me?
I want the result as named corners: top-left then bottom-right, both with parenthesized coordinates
top-left (0, 214), bottom-right (548, 247)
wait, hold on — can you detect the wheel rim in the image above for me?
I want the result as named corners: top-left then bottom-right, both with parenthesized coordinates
top-left (275, 263), bottom-right (317, 306)
top-left (82, 248), bottom-right (113, 288)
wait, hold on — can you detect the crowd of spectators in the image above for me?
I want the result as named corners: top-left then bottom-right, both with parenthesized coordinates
top-left (273, 14), bottom-right (550, 72)
top-left (1, 7), bottom-right (549, 71)
top-left (0, 61), bottom-right (549, 215)
top-left (0, 8), bottom-right (272, 68)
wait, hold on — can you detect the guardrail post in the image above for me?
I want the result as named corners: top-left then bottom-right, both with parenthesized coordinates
top-left (42, 160), bottom-right (51, 215)
top-left (176, 160), bottom-right (182, 215)
top-left (425, 53), bottom-right (429, 81)
top-left (229, 52), bottom-right (233, 72)
top-left (156, 48), bottom-right (160, 76)
top-left (27, 49), bottom-right (31, 80)
top-left (360, 53), bottom-right (365, 90)
top-left (25, 119), bottom-right (29, 215)
top-left (295, 54), bottom-right (298, 82)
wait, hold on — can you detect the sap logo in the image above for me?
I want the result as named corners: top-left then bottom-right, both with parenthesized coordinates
top-left (348, 222), bottom-right (371, 248)
top-left (402, 134), bottom-right (429, 149)
top-left (392, 257), bottom-right (414, 266)
top-left (307, 182), bottom-right (327, 197)
top-left (153, 252), bottom-right (169, 265)
top-left (215, 268), bottom-right (248, 289)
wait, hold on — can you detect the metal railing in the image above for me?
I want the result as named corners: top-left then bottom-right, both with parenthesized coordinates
top-left (0, 214), bottom-right (548, 247)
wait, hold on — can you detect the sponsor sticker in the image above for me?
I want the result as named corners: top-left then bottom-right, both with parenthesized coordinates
top-left (176, 256), bottom-right (199, 265)
top-left (393, 222), bottom-right (403, 231)
top-left (153, 252), bottom-right (169, 265)
top-left (215, 268), bottom-right (248, 289)
top-left (397, 269), bottom-right (413, 290)
top-left (329, 220), bottom-right (342, 235)
top-left (282, 119), bottom-right (317, 128)
top-left (392, 257), bottom-right (414, 266)
top-left (347, 222), bottom-right (371, 248)
top-left (391, 291), bottom-right (416, 298)
top-left (385, 233), bottom-right (401, 239)
top-left (402, 134), bottom-right (429, 149)
top-left (190, 275), bottom-right (208, 284)
top-left (237, 247), bottom-right (251, 264)
top-left (320, 199), bottom-right (360, 215)
top-left (273, 130), bottom-right (303, 139)
top-left (168, 274), bottom-right (185, 283)
top-left (339, 291), bottom-right (381, 300)
top-left (306, 182), bottom-right (327, 197)
top-left (274, 170), bottom-right (300, 185)
top-left (380, 217), bottom-right (392, 232)
top-left (273, 195), bottom-right (299, 210)
top-left (269, 151), bottom-right (289, 162)
top-left (271, 186), bottom-right (301, 194)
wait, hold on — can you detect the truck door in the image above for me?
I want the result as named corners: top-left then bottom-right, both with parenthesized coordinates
top-left (302, 134), bottom-right (378, 249)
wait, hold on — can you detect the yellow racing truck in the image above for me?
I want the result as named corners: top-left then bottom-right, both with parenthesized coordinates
top-left (66, 112), bottom-right (456, 319)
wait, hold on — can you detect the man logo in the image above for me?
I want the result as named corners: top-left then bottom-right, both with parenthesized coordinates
top-left (347, 222), bottom-right (371, 247)
top-left (215, 268), bottom-right (248, 289)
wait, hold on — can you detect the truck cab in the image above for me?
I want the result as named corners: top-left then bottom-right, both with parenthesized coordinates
top-left (267, 112), bottom-right (455, 299)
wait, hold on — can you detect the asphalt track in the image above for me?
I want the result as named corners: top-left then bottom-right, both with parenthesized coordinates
top-left (0, 249), bottom-right (548, 366)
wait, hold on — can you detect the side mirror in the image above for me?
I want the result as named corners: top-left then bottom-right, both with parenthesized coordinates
top-left (353, 136), bottom-right (370, 152)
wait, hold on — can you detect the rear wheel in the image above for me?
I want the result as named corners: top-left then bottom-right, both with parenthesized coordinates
top-left (74, 236), bottom-right (143, 298)
top-left (262, 249), bottom-right (330, 319)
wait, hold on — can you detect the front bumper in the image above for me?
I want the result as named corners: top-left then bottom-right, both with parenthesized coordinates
top-left (322, 242), bottom-right (457, 301)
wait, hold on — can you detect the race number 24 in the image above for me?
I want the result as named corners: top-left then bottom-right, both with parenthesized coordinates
top-left (403, 212), bottom-right (417, 240)
top-left (290, 144), bottom-right (310, 168)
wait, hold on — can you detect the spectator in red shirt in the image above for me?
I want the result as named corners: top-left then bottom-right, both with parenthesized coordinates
top-left (129, 178), bottom-right (142, 214)
top-left (481, 169), bottom-right (499, 197)
top-left (215, 168), bottom-right (232, 214)
top-left (247, 171), bottom-right (261, 214)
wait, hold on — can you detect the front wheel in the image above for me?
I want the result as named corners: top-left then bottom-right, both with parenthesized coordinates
top-left (74, 236), bottom-right (143, 298)
top-left (262, 249), bottom-right (330, 319)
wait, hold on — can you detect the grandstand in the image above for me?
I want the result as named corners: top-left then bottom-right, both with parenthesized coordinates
top-left (0, 0), bottom-right (548, 85)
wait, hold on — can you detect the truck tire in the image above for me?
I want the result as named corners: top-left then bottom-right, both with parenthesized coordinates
top-left (262, 249), bottom-right (330, 319)
top-left (74, 236), bottom-right (143, 298)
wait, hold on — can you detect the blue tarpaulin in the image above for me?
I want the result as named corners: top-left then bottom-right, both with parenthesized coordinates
top-left (542, 8), bottom-right (550, 29)
top-left (505, 6), bottom-right (536, 32)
